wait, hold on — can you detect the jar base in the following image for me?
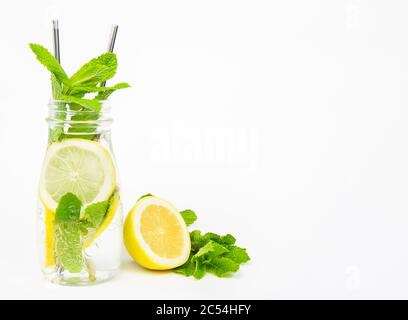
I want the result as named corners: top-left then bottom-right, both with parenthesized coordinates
top-left (43, 267), bottom-right (119, 286)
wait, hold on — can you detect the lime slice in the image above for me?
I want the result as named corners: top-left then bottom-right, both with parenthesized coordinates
top-left (124, 196), bottom-right (190, 270)
top-left (39, 139), bottom-right (116, 211)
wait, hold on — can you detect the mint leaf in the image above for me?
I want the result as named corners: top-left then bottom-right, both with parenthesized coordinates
top-left (51, 74), bottom-right (63, 99)
top-left (180, 209), bottom-right (197, 226)
top-left (190, 231), bottom-right (236, 251)
top-left (192, 241), bottom-right (228, 262)
top-left (223, 246), bottom-right (250, 264)
top-left (189, 241), bottom-right (228, 279)
top-left (29, 43), bottom-right (69, 85)
top-left (70, 82), bottom-right (130, 98)
top-left (55, 193), bottom-right (82, 223)
top-left (190, 230), bottom-right (204, 251)
top-left (95, 82), bottom-right (131, 100)
top-left (219, 234), bottom-right (236, 246)
top-left (202, 233), bottom-right (236, 246)
top-left (193, 262), bottom-right (207, 280)
top-left (59, 95), bottom-right (101, 112)
top-left (55, 222), bottom-right (83, 273)
top-left (83, 201), bottom-right (109, 228)
top-left (69, 52), bottom-right (117, 87)
top-left (206, 257), bottom-right (239, 277)
top-left (174, 255), bottom-right (195, 276)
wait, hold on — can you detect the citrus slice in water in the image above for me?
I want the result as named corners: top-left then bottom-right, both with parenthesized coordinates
top-left (39, 139), bottom-right (116, 212)
top-left (124, 196), bottom-right (191, 270)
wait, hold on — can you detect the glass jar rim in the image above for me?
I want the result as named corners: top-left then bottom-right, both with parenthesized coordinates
top-left (48, 99), bottom-right (111, 109)
top-left (48, 99), bottom-right (112, 117)
top-left (49, 98), bottom-right (109, 103)
top-left (47, 98), bottom-right (113, 126)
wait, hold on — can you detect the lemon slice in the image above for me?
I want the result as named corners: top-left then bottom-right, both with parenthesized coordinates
top-left (39, 139), bottom-right (116, 211)
top-left (83, 193), bottom-right (120, 249)
top-left (124, 196), bottom-right (190, 270)
top-left (44, 207), bottom-right (55, 267)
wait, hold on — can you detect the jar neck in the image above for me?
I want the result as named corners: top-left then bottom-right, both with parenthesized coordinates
top-left (47, 100), bottom-right (113, 138)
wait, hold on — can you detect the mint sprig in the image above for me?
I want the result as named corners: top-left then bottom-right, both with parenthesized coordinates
top-left (29, 43), bottom-right (130, 141)
top-left (53, 192), bottom-right (114, 274)
top-left (29, 43), bottom-right (130, 103)
top-left (175, 210), bottom-right (250, 279)
top-left (54, 193), bottom-right (83, 273)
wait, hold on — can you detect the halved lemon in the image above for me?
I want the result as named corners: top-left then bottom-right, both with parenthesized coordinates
top-left (39, 139), bottom-right (116, 211)
top-left (124, 196), bottom-right (190, 270)
top-left (83, 192), bottom-right (121, 249)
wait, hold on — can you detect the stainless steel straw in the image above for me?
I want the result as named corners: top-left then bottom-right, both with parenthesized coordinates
top-left (101, 25), bottom-right (119, 87)
top-left (52, 20), bottom-right (61, 63)
top-left (107, 24), bottom-right (119, 53)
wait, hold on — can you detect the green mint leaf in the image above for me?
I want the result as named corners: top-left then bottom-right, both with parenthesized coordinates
top-left (205, 257), bottom-right (240, 277)
top-left (202, 232), bottom-right (236, 246)
top-left (70, 82), bottom-right (130, 98)
top-left (108, 82), bottom-right (131, 90)
top-left (59, 95), bottom-right (101, 112)
top-left (51, 74), bottom-right (63, 99)
top-left (83, 201), bottom-right (109, 228)
top-left (191, 241), bottom-right (228, 263)
top-left (94, 90), bottom-right (112, 101)
top-left (55, 193), bottom-right (82, 223)
top-left (189, 231), bottom-right (235, 251)
top-left (193, 262), bottom-right (207, 280)
top-left (95, 82), bottom-right (131, 100)
top-left (223, 246), bottom-right (250, 264)
top-left (69, 52), bottom-right (117, 87)
top-left (180, 209), bottom-right (197, 226)
top-left (189, 241), bottom-right (229, 279)
top-left (55, 222), bottom-right (83, 273)
top-left (219, 234), bottom-right (236, 246)
top-left (29, 43), bottom-right (69, 85)
top-left (190, 230), bottom-right (204, 251)
top-left (203, 232), bottom-right (236, 246)
top-left (174, 255), bottom-right (195, 277)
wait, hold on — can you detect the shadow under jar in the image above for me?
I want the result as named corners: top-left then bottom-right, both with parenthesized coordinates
top-left (37, 99), bottom-right (123, 285)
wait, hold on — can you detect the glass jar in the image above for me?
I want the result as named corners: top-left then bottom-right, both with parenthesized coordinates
top-left (37, 100), bottom-right (123, 285)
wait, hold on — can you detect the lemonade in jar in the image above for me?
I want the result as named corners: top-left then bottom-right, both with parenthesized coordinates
top-left (30, 37), bottom-right (129, 284)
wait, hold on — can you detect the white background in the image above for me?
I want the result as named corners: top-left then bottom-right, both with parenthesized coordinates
top-left (0, 0), bottom-right (407, 299)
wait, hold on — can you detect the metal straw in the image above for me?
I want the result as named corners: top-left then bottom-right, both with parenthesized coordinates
top-left (101, 24), bottom-right (119, 87)
top-left (52, 20), bottom-right (61, 63)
